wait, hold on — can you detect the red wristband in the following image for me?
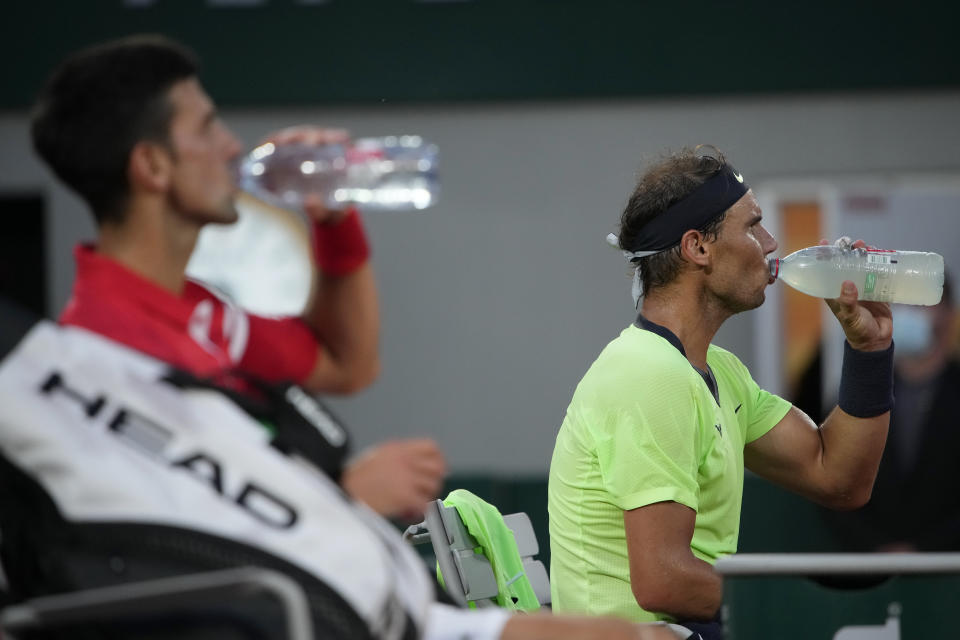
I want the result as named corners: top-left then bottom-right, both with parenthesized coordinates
top-left (311, 208), bottom-right (371, 276)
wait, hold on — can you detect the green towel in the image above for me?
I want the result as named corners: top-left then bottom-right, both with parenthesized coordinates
top-left (443, 489), bottom-right (541, 611)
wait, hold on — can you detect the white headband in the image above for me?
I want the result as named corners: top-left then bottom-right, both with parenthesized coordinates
top-left (606, 233), bottom-right (645, 305)
top-left (605, 232), bottom-right (663, 260)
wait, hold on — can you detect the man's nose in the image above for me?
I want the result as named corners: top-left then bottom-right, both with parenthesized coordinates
top-left (225, 130), bottom-right (243, 159)
top-left (765, 231), bottom-right (779, 255)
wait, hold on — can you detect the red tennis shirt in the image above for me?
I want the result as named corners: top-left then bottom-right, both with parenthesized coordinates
top-left (60, 245), bottom-right (320, 385)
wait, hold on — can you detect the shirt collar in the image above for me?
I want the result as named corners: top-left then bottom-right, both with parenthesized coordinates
top-left (634, 311), bottom-right (720, 406)
top-left (71, 244), bottom-right (196, 324)
top-left (634, 312), bottom-right (687, 357)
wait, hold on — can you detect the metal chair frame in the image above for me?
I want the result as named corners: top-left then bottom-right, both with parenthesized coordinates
top-left (404, 498), bottom-right (550, 608)
top-left (0, 567), bottom-right (313, 640)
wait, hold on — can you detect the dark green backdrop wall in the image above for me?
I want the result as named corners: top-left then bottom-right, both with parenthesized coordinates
top-left (5, 0), bottom-right (959, 108)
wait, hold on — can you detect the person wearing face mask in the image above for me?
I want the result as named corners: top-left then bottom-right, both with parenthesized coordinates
top-left (548, 148), bottom-right (895, 640)
top-left (814, 275), bottom-right (960, 552)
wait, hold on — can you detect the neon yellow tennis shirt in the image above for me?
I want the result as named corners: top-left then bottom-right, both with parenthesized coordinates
top-left (548, 319), bottom-right (791, 622)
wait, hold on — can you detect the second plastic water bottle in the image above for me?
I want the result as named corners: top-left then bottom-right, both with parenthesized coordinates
top-left (770, 245), bottom-right (944, 305)
top-left (238, 135), bottom-right (439, 213)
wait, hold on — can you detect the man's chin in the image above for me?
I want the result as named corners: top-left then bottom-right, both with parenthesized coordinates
top-left (207, 202), bottom-right (240, 225)
top-left (748, 286), bottom-right (768, 309)
top-left (727, 290), bottom-right (766, 315)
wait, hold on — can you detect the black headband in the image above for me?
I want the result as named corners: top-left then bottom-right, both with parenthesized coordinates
top-left (623, 163), bottom-right (749, 259)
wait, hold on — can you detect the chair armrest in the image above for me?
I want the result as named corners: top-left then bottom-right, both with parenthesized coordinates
top-left (422, 498), bottom-right (469, 606)
top-left (0, 566), bottom-right (313, 640)
top-left (715, 552), bottom-right (960, 576)
top-left (402, 523), bottom-right (431, 545)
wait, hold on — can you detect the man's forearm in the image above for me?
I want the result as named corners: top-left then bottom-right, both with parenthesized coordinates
top-left (817, 406), bottom-right (889, 510)
top-left (307, 261), bottom-right (380, 390)
top-left (816, 340), bottom-right (893, 509)
top-left (631, 554), bottom-right (722, 621)
top-left (500, 614), bottom-right (686, 640)
top-left (298, 208), bottom-right (380, 392)
top-left (424, 603), bottom-right (686, 640)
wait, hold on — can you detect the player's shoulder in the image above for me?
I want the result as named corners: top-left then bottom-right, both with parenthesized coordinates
top-left (707, 343), bottom-right (749, 373)
top-left (587, 324), bottom-right (699, 391)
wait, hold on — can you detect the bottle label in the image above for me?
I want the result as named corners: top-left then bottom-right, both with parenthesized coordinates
top-left (864, 249), bottom-right (897, 301)
top-left (345, 146), bottom-right (386, 164)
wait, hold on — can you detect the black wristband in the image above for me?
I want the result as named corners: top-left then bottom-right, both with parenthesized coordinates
top-left (837, 340), bottom-right (895, 418)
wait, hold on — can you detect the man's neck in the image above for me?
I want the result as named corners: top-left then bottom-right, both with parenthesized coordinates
top-left (97, 205), bottom-right (201, 296)
top-left (640, 284), bottom-right (731, 370)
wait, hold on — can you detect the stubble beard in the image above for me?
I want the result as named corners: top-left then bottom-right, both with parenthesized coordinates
top-left (170, 189), bottom-right (240, 226)
top-left (717, 285), bottom-right (766, 316)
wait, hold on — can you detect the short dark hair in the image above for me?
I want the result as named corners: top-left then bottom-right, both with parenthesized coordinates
top-left (31, 34), bottom-right (199, 225)
top-left (618, 147), bottom-right (729, 295)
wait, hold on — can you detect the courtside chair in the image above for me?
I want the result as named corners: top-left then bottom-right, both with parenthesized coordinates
top-left (403, 490), bottom-right (550, 611)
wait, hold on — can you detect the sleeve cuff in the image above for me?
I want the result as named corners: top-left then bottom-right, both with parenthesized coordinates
top-left (615, 486), bottom-right (698, 513)
top-left (744, 396), bottom-right (792, 444)
top-left (424, 603), bottom-right (510, 640)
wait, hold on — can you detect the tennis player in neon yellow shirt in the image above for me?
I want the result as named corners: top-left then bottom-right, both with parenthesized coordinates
top-left (548, 148), bottom-right (896, 640)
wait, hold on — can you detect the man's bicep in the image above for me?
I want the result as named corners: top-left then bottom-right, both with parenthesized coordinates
top-left (624, 502), bottom-right (725, 620)
top-left (623, 501), bottom-right (697, 602)
top-left (744, 406), bottom-right (827, 499)
top-left (624, 501), bottom-right (697, 556)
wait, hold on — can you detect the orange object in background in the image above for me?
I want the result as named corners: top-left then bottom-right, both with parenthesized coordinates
top-left (781, 202), bottom-right (823, 398)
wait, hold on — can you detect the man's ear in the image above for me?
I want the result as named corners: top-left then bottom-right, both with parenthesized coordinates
top-left (679, 229), bottom-right (711, 267)
top-left (128, 141), bottom-right (172, 193)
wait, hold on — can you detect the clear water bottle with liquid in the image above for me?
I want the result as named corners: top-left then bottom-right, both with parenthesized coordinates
top-left (769, 245), bottom-right (944, 305)
top-left (238, 135), bottom-right (439, 213)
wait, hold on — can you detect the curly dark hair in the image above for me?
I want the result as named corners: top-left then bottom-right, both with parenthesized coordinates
top-left (619, 147), bottom-right (730, 295)
top-left (31, 34), bottom-right (198, 225)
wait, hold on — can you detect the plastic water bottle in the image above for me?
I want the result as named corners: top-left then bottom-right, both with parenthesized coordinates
top-left (238, 135), bottom-right (439, 213)
top-left (769, 245), bottom-right (944, 305)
